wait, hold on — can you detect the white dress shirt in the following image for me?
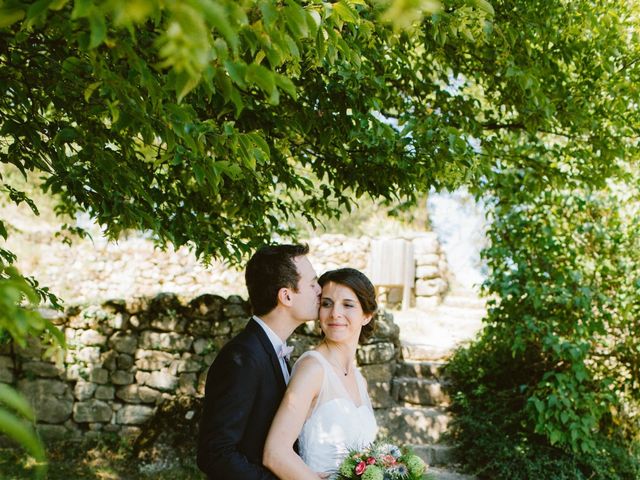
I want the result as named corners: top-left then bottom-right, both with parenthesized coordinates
top-left (252, 315), bottom-right (290, 384)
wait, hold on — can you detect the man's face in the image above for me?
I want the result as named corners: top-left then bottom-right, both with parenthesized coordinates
top-left (289, 256), bottom-right (321, 323)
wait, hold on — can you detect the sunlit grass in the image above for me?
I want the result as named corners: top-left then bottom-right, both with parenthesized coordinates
top-left (0, 435), bottom-right (205, 480)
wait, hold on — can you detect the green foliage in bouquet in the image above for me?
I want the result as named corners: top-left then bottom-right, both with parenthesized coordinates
top-left (336, 441), bottom-right (427, 480)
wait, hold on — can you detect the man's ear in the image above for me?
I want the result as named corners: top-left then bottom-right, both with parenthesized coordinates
top-left (278, 287), bottom-right (292, 306)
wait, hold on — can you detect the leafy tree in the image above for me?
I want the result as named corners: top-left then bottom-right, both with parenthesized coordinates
top-left (0, 0), bottom-right (639, 470)
top-left (446, 181), bottom-right (640, 478)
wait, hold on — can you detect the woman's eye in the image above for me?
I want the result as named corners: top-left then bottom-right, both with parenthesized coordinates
top-left (321, 300), bottom-right (332, 307)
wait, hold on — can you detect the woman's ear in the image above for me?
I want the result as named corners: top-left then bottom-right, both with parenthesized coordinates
top-left (362, 315), bottom-right (372, 326)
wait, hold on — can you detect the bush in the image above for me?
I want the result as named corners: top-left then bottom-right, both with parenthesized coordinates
top-left (444, 185), bottom-right (640, 479)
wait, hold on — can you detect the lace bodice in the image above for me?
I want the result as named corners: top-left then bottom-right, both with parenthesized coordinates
top-left (293, 350), bottom-right (378, 476)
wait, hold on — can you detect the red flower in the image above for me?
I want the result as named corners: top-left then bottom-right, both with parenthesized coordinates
top-left (366, 457), bottom-right (376, 465)
top-left (355, 461), bottom-right (366, 475)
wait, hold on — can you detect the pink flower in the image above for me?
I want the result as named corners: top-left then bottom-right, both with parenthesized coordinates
top-left (382, 454), bottom-right (397, 466)
top-left (366, 456), bottom-right (376, 465)
top-left (355, 461), bottom-right (366, 475)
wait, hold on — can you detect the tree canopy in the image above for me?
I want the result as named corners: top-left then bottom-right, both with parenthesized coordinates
top-left (2, 0), bottom-right (637, 264)
top-left (1, 0), bottom-right (639, 466)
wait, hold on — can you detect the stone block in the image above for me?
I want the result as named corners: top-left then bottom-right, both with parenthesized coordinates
top-left (74, 381), bottom-right (97, 401)
top-left (101, 350), bottom-right (118, 371)
top-left (150, 314), bottom-right (186, 333)
top-left (171, 355), bottom-right (203, 374)
top-left (138, 386), bottom-right (161, 404)
top-left (77, 346), bottom-right (101, 363)
top-left (146, 371), bottom-right (178, 392)
top-left (22, 361), bottom-right (62, 378)
top-left (135, 350), bottom-right (175, 370)
top-left (368, 381), bottom-right (394, 408)
top-left (223, 303), bottom-right (249, 318)
top-left (178, 373), bottom-right (197, 396)
top-left (135, 371), bottom-right (150, 384)
top-left (36, 424), bottom-right (69, 442)
top-left (95, 385), bottom-right (115, 400)
top-left (117, 353), bottom-right (134, 370)
top-left (73, 399), bottom-right (112, 423)
top-left (415, 279), bottom-right (447, 297)
top-left (359, 363), bottom-right (395, 383)
top-left (188, 294), bottom-right (225, 321)
top-left (392, 378), bottom-right (450, 406)
top-left (90, 368), bottom-right (110, 384)
top-left (374, 406), bottom-right (450, 444)
top-left (18, 379), bottom-right (73, 424)
top-left (211, 320), bottom-right (232, 336)
top-left (193, 338), bottom-right (213, 355)
top-left (78, 329), bottom-right (107, 346)
top-left (414, 253), bottom-right (440, 266)
top-left (109, 332), bottom-right (138, 354)
top-left (186, 319), bottom-right (212, 337)
top-left (116, 385), bottom-right (141, 403)
top-left (116, 405), bottom-right (155, 425)
top-left (412, 234), bottom-right (440, 255)
top-left (139, 331), bottom-right (193, 352)
top-left (112, 370), bottom-right (134, 385)
top-left (356, 342), bottom-right (395, 365)
top-left (415, 265), bottom-right (440, 279)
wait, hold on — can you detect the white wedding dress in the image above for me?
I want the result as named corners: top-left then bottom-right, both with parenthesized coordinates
top-left (293, 350), bottom-right (378, 476)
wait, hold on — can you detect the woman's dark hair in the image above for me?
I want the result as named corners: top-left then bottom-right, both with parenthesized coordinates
top-left (318, 267), bottom-right (377, 343)
top-left (245, 244), bottom-right (310, 316)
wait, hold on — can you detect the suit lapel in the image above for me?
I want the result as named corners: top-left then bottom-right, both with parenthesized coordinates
top-left (246, 318), bottom-right (287, 390)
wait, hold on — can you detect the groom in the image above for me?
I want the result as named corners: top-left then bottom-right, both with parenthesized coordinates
top-left (197, 244), bottom-right (321, 480)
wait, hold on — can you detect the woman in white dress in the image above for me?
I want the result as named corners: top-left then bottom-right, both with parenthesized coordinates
top-left (263, 268), bottom-right (379, 479)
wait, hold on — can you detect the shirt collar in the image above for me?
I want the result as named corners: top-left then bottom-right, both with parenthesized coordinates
top-left (252, 315), bottom-right (285, 354)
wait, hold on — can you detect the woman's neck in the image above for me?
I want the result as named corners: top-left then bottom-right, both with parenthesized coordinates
top-left (321, 339), bottom-right (357, 376)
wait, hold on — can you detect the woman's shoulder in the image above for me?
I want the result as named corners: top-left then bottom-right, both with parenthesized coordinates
top-left (293, 350), bottom-right (326, 370)
top-left (290, 350), bottom-right (326, 384)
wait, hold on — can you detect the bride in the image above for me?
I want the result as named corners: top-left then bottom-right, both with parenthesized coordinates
top-left (263, 267), bottom-right (378, 479)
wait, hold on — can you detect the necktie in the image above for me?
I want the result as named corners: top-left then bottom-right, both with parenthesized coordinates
top-left (278, 343), bottom-right (294, 361)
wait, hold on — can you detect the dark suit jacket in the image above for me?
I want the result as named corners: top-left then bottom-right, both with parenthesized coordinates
top-left (197, 318), bottom-right (285, 480)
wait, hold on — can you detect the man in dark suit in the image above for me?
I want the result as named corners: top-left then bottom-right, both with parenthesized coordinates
top-left (197, 244), bottom-right (321, 479)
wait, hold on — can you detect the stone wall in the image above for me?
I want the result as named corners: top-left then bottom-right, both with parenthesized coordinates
top-left (0, 292), bottom-right (402, 441)
top-left (9, 232), bottom-right (447, 308)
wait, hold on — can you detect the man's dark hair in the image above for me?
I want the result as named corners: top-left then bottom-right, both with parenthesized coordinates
top-left (245, 244), bottom-right (310, 316)
top-left (318, 267), bottom-right (378, 343)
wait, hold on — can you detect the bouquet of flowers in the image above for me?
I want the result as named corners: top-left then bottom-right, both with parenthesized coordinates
top-left (336, 441), bottom-right (428, 480)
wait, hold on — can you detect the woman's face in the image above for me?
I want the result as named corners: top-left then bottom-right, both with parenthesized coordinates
top-left (319, 281), bottom-right (371, 343)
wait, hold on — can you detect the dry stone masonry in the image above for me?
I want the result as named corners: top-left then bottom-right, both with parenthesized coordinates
top-left (1, 293), bottom-right (405, 441)
top-left (9, 232), bottom-right (448, 309)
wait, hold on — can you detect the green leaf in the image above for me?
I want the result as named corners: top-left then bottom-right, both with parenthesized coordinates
top-left (190, 0), bottom-right (239, 52)
top-left (275, 74), bottom-right (297, 99)
top-left (0, 408), bottom-right (45, 465)
top-left (175, 70), bottom-right (200, 102)
top-left (224, 60), bottom-right (247, 88)
top-left (88, 10), bottom-right (106, 48)
top-left (26, 0), bottom-right (52, 23)
top-left (0, 7), bottom-right (25, 28)
top-left (0, 384), bottom-right (36, 421)
top-left (71, 0), bottom-right (92, 19)
top-left (472, 0), bottom-right (495, 16)
top-left (246, 63), bottom-right (275, 95)
top-left (83, 81), bottom-right (102, 102)
top-left (333, 1), bottom-right (359, 23)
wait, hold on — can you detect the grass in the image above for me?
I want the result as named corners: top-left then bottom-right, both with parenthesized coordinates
top-left (1, 437), bottom-right (440, 480)
top-left (0, 436), bottom-right (205, 480)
